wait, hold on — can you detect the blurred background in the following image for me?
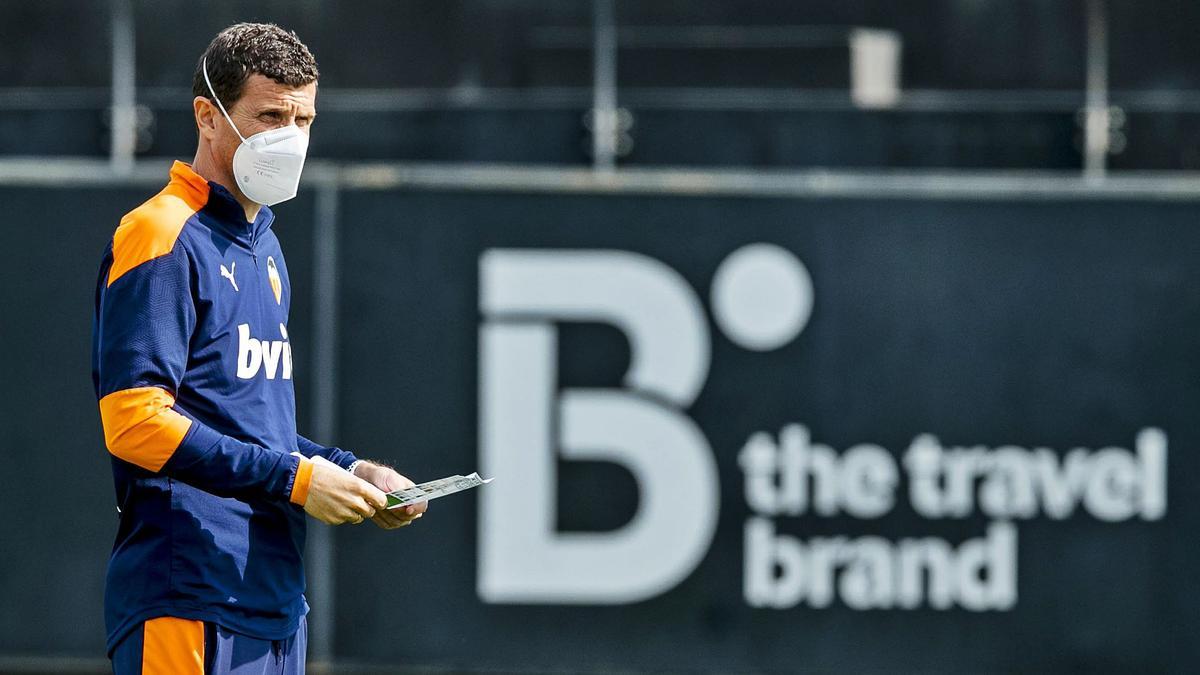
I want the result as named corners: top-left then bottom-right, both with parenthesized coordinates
top-left (2, 0), bottom-right (1199, 672)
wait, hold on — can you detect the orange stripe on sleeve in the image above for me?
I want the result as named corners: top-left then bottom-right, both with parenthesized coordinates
top-left (142, 616), bottom-right (205, 675)
top-left (107, 162), bottom-right (209, 287)
top-left (99, 387), bottom-right (193, 472)
top-left (290, 457), bottom-right (315, 506)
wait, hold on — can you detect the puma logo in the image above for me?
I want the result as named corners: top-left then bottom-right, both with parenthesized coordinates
top-left (220, 262), bottom-right (238, 292)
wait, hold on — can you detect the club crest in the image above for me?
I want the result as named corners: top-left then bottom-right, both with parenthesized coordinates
top-left (266, 256), bottom-right (282, 305)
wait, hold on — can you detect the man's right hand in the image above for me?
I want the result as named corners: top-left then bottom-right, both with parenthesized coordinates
top-left (302, 460), bottom-right (389, 525)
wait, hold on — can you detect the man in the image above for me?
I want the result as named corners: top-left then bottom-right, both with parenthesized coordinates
top-left (92, 23), bottom-right (426, 673)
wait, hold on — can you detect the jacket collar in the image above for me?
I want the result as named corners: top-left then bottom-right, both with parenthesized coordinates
top-left (169, 161), bottom-right (274, 248)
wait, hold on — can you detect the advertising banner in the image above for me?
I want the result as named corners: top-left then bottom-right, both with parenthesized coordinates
top-left (332, 192), bottom-right (1195, 672)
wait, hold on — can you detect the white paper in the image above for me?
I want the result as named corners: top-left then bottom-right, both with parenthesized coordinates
top-left (385, 472), bottom-right (494, 509)
top-left (291, 453), bottom-right (493, 510)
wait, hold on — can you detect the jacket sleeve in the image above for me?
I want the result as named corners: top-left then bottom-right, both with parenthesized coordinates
top-left (93, 235), bottom-right (312, 506)
top-left (296, 434), bottom-right (360, 471)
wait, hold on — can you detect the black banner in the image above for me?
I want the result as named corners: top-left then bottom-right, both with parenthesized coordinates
top-left (332, 192), bottom-right (1194, 672)
top-left (1, 186), bottom-right (1194, 672)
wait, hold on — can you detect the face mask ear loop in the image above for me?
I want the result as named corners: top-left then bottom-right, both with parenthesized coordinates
top-left (202, 57), bottom-right (249, 144)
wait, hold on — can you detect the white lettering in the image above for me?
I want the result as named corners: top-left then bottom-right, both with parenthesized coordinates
top-left (744, 518), bottom-right (1017, 611)
top-left (900, 432), bottom-right (1165, 522)
top-left (261, 340), bottom-right (283, 379)
top-left (738, 425), bottom-right (898, 519)
top-left (280, 323), bottom-right (293, 380)
top-left (235, 322), bottom-right (291, 380)
top-left (478, 250), bottom-right (718, 604)
top-left (236, 323), bottom-right (261, 379)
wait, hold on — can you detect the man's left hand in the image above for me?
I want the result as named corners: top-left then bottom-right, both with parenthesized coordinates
top-left (351, 461), bottom-right (428, 529)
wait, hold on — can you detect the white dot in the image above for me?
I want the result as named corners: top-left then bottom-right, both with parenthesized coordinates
top-left (711, 243), bottom-right (812, 351)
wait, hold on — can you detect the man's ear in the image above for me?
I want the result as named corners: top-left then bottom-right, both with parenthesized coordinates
top-left (193, 96), bottom-right (219, 140)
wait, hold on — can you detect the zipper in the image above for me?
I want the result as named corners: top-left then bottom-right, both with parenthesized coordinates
top-left (251, 221), bottom-right (260, 267)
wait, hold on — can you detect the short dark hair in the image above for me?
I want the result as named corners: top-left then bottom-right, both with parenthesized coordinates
top-left (192, 23), bottom-right (319, 108)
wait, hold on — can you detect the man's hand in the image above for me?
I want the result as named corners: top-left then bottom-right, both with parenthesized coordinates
top-left (303, 460), bottom-right (389, 525)
top-left (352, 461), bottom-right (429, 530)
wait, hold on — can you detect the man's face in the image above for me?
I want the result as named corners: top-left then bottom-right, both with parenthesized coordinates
top-left (196, 73), bottom-right (317, 182)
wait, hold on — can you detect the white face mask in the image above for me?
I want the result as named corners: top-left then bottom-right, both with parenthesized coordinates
top-left (202, 57), bottom-right (309, 207)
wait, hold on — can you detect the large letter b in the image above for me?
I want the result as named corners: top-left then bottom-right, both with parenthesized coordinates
top-left (478, 250), bottom-right (719, 603)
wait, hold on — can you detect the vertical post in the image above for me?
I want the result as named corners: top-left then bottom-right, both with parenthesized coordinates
top-left (591, 0), bottom-right (618, 171)
top-left (109, 0), bottom-right (136, 174)
top-left (307, 182), bottom-right (341, 661)
top-left (1083, 0), bottom-right (1109, 178)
